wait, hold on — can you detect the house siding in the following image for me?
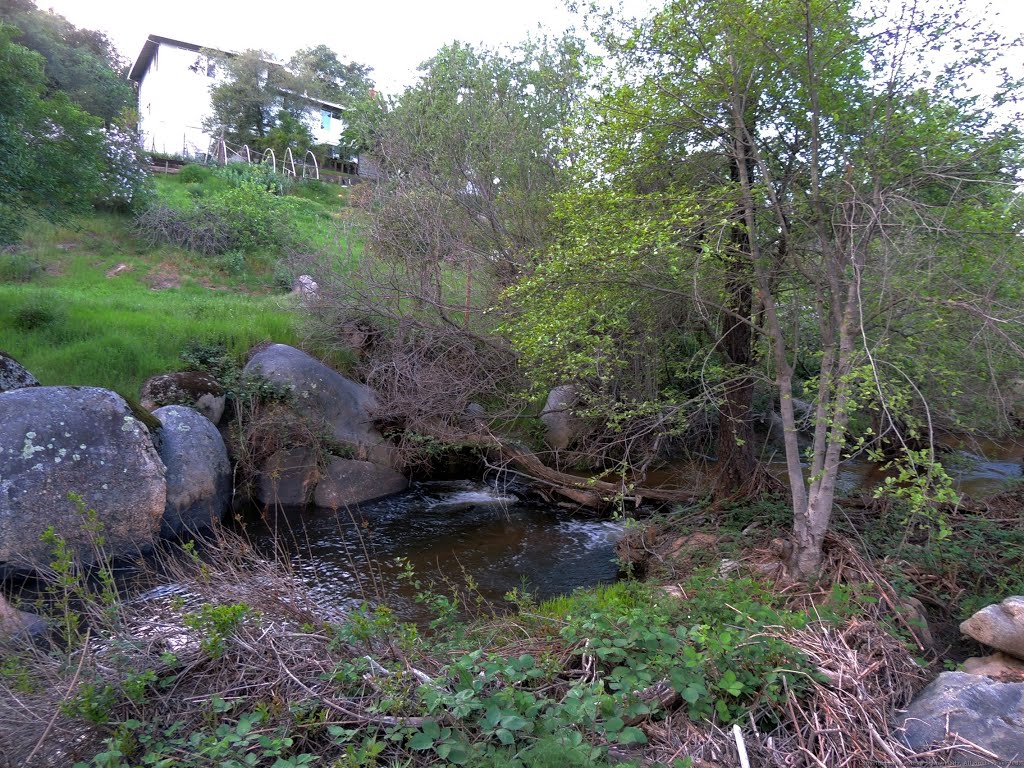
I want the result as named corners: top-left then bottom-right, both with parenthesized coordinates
top-left (137, 43), bottom-right (223, 157)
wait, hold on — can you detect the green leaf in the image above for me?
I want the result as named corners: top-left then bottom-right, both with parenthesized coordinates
top-left (682, 682), bottom-right (707, 704)
top-left (496, 728), bottom-right (515, 745)
top-left (500, 714), bottom-right (529, 731)
top-left (604, 716), bottom-right (625, 734)
top-left (408, 732), bottom-right (436, 750)
top-left (617, 727), bottom-right (648, 745)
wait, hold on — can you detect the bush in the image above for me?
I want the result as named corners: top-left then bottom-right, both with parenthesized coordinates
top-left (12, 298), bottom-right (64, 330)
top-left (177, 163), bottom-right (214, 184)
top-left (134, 204), bottom-right (235, 255)
top-left (206, 181), bottom-right (286, 252)
top-left (215, 162), bottom-right (286, 195)
top-left (0, 251), bottom-right (43, 282)
top-left (136, 179), bottom-right (293, 255)
top-left (94, 127), bottom-right (153, 213)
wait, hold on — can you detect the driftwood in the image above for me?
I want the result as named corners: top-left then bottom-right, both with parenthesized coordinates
top-left (445, 429), bottom-right (701, 509)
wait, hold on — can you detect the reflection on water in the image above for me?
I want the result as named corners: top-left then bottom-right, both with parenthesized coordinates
top-left (833, 443), bottom-right (1023, 499)
top-left (647, 439), bottom-right (1022, 500)
top-left (240, 481), bottom-right (624, 622)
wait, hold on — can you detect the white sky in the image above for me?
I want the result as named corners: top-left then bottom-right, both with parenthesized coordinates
top-left (34, 0), bottom-right (626, 93)
top-left (33, 0), bottom-right (1024, 95)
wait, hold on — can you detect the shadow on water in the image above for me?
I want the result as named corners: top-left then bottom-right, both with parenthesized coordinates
top-left (236, 480), bottom-right (625, 623)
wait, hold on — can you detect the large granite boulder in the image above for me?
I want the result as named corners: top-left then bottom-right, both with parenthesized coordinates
top-left (961, 596), bottom-right (1024, 659)
top-left (140, 371), bottom-right (226, 425)
top-left (0, 351), bottom-right (39, 393)
top-left (255, 447), bottom-right (319, 507)
top-left (0, 387), bottom-right (166, 568)
top-left (153, 405), bottom-right (231, 538)
top-left (314, 458), bottom-right (408, 509)
top-left (897, 671), bottom-right (1024, 763)
top-left (243, 344), bottom-right (390, 463)
top-left (539, 385), bottom-right (585, 452)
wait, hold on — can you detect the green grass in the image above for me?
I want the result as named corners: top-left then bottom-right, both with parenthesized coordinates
top-left (0, 169), bottom-right (366, 395)
top-left (0, 214), bottom-right (301, 396)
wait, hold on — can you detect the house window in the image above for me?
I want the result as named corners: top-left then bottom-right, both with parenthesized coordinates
top-left (321, 108), bottom-right (330, 130)
top-left (206, 61), bottom-right (216, 77)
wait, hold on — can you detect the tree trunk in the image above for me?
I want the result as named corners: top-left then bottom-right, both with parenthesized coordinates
top-left (715, 139), bottom-right (758, 495)
top-left (787, 278), bottom-right (859, 578)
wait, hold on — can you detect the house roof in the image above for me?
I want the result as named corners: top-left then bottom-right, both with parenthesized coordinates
top-left (128, 35), bottom-right (215, 82)
top-left (128, 34), bottom-right (347, 112)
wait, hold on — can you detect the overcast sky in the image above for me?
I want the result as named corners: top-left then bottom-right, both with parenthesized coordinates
top-left (34, 0), bottom-right (633, 93)
top-left (35, 0), bottom-right (1024, 94)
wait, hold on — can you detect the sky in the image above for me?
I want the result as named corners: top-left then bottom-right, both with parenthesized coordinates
top-left (33, 0), bottom-right (629, 93)
top-left (33, 0), bottom-right (1024, 95)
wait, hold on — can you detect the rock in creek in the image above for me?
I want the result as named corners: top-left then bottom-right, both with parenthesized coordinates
top-left (153, 405), bottom-right (231, 538)
top-left (255, 447), bottom-right (319, 507)
top-left (539, 384), bottom-right (585, 452)
top-left (243, 344), bottom-right (390, 463)
top-left (314, 458), bottom-right (408, 509)
top-left (140, 371), bottom-right (226, 425)
top-left (0, 594), bottom-right (46, 641)
top-left (0, 387), bottom-right (166, 568)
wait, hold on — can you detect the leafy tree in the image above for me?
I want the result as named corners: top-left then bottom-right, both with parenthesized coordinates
top-left (0, 23), bottom-right (105, 243)
top-left (508, 0), bottom-right (1024, 576)
top-left (204, 49), bottom-right (304, 147)
top-left (206, 45), bottom-right (378, 158)
top-left (306, 36), bottom-right (591, 450)
top-left (288, 44), bottom-right (374, 105)
top-left (0, 0), bottom-right (132, 123)
top-left (263, 109), bottom-right (314, 159)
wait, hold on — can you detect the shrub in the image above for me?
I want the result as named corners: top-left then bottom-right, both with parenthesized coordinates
top-left (95, 127), bottom-right (153, 213)
top-left (133, 204), bottom-right (234, 255)
top-left (0, 251), bottom-right (43, 282)
top-left (206, 181), bottom-right (286, 252)
top-left (215, 162), bottom-right (286, 195)
top-left (12, 298), bottom-right (64, 330)
top-left (136, 181), bottom-right (292, 255)
top-left (177, 163), bottom-right (214, 184)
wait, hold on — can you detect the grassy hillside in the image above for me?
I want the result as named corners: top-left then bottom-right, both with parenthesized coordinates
top-left (0, 169), bottom-right (358, 396)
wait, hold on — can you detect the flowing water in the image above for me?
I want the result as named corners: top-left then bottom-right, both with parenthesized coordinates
top-left (239, 480), bottom-right (625, 622)
top-left (234, 440), bottom-right (1020, 623)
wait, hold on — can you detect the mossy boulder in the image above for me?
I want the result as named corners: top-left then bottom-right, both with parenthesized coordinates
top-left (0, 386), bottom-right (166, 569)
top-left (140, 371), bottom-right (226, 425)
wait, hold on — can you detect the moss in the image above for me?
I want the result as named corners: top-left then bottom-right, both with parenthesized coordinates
top-left (120, 393), bottom-right (163, 432)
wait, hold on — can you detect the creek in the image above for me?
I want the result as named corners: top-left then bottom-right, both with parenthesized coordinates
top-left (239, 480), bottom-right (625, 622)
top-left (237, 442), bottom-right (1021, 623)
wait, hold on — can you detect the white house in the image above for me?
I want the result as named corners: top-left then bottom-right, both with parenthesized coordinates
top-left (128, 35), bottom-right (347, 159)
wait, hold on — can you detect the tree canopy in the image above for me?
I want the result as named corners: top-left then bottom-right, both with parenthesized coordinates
top-left (0, 23), bottom-right (106, 243)
top-left (503, 0), bottom-right (1024, 576)
top-left (205, 44), bottom-right (377, 157)
top-left (0, 0), bottom-right (132, 123)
